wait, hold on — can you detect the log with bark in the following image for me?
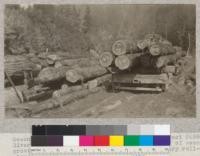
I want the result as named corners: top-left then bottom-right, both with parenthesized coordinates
top-left (29, 57), bottom-right (49, 68)
top-left (53, 84), bottom-right (87, 98)
top-left (22, 89), bottom-right (53, 102)
top-left (114, 53), bottom-right (141, 70)
top-left (99, 52), bottom-right (114, 67)
top-left (37, 66), bottom-right (70, 83)
top-left (112, 40), bottom-right (137, 55)
top-left (53, 74), bottom-right (111, 98)
top-left (31, 87), bottom-right (101, 114)
top-left (149, 43), bottom-right (176, 56)
top-left (5, 55), bottom-right (41, 77)
top-left (54, 58), bottom-right (98, 68)
top-left (66, 65), bottom-right (107, 83)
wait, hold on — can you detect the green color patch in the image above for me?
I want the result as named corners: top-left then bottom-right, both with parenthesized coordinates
top-left (124, 135), bottom-right (139, 146)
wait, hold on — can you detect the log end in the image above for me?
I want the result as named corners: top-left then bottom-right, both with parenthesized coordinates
top-left (115, 55), bottom-right (131, 70)
top-left (99, 52), bottom-right (113, 67)
top-left (137, 40), bottom-right (148, 50)
top-left (112, 40), bottom-right (127, 55)
top-left (149, 44), bottom-right (161, 56)
top-left (66, 70), bottom-right (81, 83)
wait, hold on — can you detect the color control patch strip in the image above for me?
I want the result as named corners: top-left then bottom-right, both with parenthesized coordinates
top-left (31, 125), bottom-right (170, 146)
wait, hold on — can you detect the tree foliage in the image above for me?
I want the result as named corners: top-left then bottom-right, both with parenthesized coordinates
top-left (4, 4), bottom-right (195, 56)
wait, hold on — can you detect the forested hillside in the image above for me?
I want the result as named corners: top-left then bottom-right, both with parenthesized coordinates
top-left (5, 4), bottom-right (195, 56)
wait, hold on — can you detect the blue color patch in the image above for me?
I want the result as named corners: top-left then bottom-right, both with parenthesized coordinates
top-left (139, 135), bottom-right (153, 146)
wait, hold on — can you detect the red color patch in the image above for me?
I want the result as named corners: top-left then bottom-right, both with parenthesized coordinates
top-left (94, 136), bottom-right (109, 146)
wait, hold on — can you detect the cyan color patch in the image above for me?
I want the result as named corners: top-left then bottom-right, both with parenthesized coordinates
top-left (139, 135), bottom-right (153, 146)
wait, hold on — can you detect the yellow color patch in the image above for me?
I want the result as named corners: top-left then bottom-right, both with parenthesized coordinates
top-left (109, 136), bottom-right (124, 146)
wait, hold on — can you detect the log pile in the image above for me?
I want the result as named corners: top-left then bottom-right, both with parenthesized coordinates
top-left (98, 34), bottom-right (186, 72)
top-left (5, 33), bottom-right (192, 117)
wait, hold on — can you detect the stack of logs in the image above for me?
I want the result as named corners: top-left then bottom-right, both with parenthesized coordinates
top-left (5, 33), bottom-right (187, 116)
top-left (99, 34), bottom-right (186, 72)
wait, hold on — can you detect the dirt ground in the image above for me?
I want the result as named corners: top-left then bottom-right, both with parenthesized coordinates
top-left (5, 82), bottom-right (195, 118)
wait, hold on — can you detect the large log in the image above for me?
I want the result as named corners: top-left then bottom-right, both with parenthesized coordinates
top-left (149, 43), bottom-right (176, 56)
top-left (53, 74), bottom-right (111, 98)
top-left (29, 57), bottom-right (49, 68)
top-left (54, 58), bottom-right (98, 68)
top-left (99, 52), bottom-right (114, 67)
top-left (156, 54), bottom-right (177, 68)
top-left (31, 87), bottom-right (101, 114)
top-left (112, 40), bottom-right (137, 55)
top-left (5, 55), bottom-right (41, 77)
top-left (53, 84), bottom-right (87, 98)
top-left (114, 53), bottom-right (141, 70)
top-left (66, 65), bottom-right (107, 83)
top-left (37, 66), bottom-right (70, 83)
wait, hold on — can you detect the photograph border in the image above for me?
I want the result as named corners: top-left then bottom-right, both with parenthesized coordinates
top-left (0, 0), bottom-right (199, 133)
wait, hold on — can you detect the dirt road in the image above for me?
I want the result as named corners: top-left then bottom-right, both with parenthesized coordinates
top-left (33, 85), bottom-right (195, 118)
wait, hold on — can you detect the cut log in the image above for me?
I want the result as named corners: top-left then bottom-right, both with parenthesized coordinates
top-left (149, 43), bottom-right (176, 56)
top-left (99, 52), bottom-right (114, 67)
top-left (66, 65), bottom-right (107, 83)
top-left (5, 55), bottom-right (41, 77)
top-left (52, 84), bottom-right (87, 98)
top-left (156, 54), bottom-right (177, 68)
top-left (47, 54), bottom-right (61, 65)
top-left (162, 65), bottom-right (176, 74)
top-left (112, 40), bottom-right (137, 55)
top-left (87, 74), bottom-right (112, 90)
top-left (31, 87), bottom-right (101, 114)
top-left (37, 66), bottom-right (70, 83)
top-left (160, 39), bottom-right (172, 46)
top-left (54, 74), bottom-right (111, 98)
top-left (22, 90), bottom-right (53, 102)
top-left (137, 40), bottom-right (148, 50)
top-left (29, 57), bottom-right (49, 68)
top-left (144, 34), bottom-right (162, 47)
top-left (54, 58), bottom-right (97, 67)
top-left (115, 53), bottom-right (141, 70)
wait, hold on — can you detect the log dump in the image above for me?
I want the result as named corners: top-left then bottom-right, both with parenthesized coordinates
top-left (5, 33), bottom-right (194, 117)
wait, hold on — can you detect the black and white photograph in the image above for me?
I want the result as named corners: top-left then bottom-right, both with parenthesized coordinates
top-left (4, 4), bottom-right (196, 118)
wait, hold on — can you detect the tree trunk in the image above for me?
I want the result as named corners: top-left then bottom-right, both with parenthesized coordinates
top-left (149, 43), bottom-right (176, 56)
top-left (31, 87), bottom-right (101, 114)
top-left (66, 65), bottom-right (107, 83)
top-left (99, 52), bottom-right (114, 67)
top-left (115, 53), bottom-right (141, 70)
top-left (37, 66), bottom-right (70, 83)
top-left (112, 40), bottom-right (137, 55)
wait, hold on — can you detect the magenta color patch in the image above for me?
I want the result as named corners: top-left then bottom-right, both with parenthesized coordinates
top-left (79, 136), bottom-right (94, 146)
